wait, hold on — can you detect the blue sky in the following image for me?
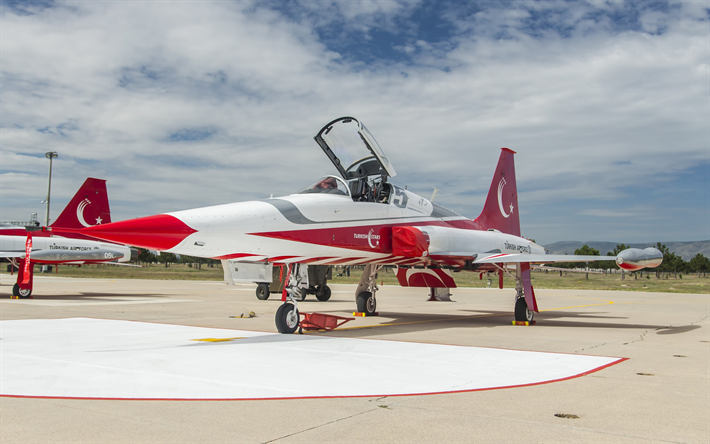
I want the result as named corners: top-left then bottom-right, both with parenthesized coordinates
top-left (1, 0), bottom-right (708, 245)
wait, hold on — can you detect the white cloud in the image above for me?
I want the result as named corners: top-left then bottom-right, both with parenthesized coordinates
top-left (578, 206), bottom-right (659, 218)
top-left (0, 0), bottom-right (707, 244)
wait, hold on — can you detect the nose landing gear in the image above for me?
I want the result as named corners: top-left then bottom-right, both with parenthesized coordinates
top-left (275, 263), bottom-right (307, 334)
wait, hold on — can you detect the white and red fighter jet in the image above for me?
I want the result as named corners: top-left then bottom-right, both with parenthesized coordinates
top-left (82, 117), bottom-right (663, 333)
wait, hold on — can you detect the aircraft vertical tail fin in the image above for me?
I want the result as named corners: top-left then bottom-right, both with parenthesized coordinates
top-left (50, 178), bottom-right (111, 229)
top-left (473, 148), bottom-right (521, 236)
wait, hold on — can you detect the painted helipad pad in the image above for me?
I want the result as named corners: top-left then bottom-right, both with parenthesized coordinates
top-left (1, 318), bottom-right (623, 400)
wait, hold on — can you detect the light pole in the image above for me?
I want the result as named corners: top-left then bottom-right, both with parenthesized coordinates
top-left (44, 151), bottom-right (58, 227)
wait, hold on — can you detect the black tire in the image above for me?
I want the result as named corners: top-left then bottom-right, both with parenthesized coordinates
top-left (515, 297), bottom-right (534, 322)
top-left (356, 291), bottom-right (376, 316)
top-left (256, 283), bottom-right (270, 300)
top-left (315, 285), bottom-right (331, 302)
top-left (295, 288), bottom-right (307, 301)
top-left (275, 303), bottom-right (300, 334)
top-left (13, 283), bottom-right (31, 299)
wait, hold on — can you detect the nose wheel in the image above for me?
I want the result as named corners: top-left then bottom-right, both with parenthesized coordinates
top-left (275, 263), bottom-right (306, 334)
top-left (275, 303), bottom-right (300, 334)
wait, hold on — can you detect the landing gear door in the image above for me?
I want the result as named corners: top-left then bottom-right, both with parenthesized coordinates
top-left (314, 117), bottom-right (397, 180)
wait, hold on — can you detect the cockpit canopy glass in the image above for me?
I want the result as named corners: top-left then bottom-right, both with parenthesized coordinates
top-left (297, 176), bottom-right (351, 196)
top-left (314, 117), bottom-right (397, 180)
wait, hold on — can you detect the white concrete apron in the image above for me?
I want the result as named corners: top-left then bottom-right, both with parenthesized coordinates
top-left (1, 318), bottom-right (623, 400)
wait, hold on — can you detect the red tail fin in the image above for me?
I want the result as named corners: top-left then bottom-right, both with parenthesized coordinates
top-left (473, 148), bottom-right (520, 236)
top-left (50, 178), bottom-right (111, 229)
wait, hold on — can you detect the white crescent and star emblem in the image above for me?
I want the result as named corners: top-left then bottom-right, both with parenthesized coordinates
top-left (497, 177), bottom-right (514, 219)
top-left (367, 228), bottom-right (380, 249)
top-left (76, 198), bottom-right (102, 227)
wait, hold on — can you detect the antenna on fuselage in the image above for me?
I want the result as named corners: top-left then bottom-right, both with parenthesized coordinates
top-left (431, 187), bottom-right (439, 202)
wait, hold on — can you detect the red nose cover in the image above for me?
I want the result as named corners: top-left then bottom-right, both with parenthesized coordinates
top-left (82, 214), bottom-right (196, 250)
top-left (392, 226), bottom-right (429, 257)
top-left (395, 267), bottom-right (457, 288)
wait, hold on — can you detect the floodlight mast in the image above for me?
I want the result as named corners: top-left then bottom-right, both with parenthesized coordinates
top-left (44, 151), bottom-right (58, 226)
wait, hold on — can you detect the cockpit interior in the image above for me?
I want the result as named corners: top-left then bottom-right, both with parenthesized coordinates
top-left (298, 175), bottom-right (391, 204)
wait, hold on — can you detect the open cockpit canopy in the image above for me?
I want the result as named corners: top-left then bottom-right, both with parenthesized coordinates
top-left (314, 117), bottom-right (396, 180)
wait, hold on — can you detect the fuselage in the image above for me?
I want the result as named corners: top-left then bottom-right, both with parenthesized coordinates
top-left (85, 182), bottom-right (544, 268)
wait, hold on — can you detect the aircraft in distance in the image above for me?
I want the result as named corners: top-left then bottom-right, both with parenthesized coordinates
top-left (82, 117), bottom-right (663, 333)
top-left (1, 178), bottom-right (137, 298)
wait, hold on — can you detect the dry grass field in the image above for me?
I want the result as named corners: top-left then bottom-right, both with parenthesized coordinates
top-left (9, 262), bottom-right (708, 294)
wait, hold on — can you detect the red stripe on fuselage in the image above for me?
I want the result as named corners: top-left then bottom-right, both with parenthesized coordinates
top-left (250, 221), bottom-right (463, 255)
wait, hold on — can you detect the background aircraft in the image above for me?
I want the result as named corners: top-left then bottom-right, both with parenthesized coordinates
top-left (82, 117), bottom-right (663, 332)
top-left (1, 178), bottom-right (137, 298)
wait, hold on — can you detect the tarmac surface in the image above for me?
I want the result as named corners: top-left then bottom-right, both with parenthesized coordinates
top-left (0, 273), bottom-right (708, 443)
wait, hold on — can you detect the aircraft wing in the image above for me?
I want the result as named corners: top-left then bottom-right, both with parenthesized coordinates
top-left (0, 251), bottom-right (24, 258)
top-left (474, 253), bottom-right (614, 264)
top-left (532, 265), bottom-right (604, 274)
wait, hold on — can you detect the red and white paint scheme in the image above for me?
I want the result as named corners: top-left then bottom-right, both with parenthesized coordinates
top-left (82, 117), bottom-right (663, 332)
top-left (1, 178), bottom-right (136, 298)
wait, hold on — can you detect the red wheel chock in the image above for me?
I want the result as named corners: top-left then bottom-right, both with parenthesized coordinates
top-left (299, 312), bottom-right (354, 332)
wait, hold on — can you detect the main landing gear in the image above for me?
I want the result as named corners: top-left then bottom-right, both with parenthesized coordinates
top-left (355, 264), bottom-right (381, 316)
top-left (515, 296), bottom-right (534, 322)
top-left (12, 283), bottom-right (32, 298)
top-left (12, 258), bottom-right (33, 299)
top-left (514, 274), bottom-right (534, 323)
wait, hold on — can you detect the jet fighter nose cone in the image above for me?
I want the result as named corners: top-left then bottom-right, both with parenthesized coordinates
top-left (82, 214), bottom-right (197, 251)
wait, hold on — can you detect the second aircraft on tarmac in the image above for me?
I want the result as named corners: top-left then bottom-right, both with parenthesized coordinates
top-left (0, 178), bottom-right (137, 297)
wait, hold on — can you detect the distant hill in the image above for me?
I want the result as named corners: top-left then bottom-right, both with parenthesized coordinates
top-left (543, 240), bottom-right (710, 261)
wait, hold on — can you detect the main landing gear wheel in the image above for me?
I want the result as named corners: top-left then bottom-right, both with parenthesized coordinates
top-left (515, 297), bottom-right (534, 322)
top-left (356, 291), bottom-right (376, 316)
top-left (12, 284), bottom-right (31, 299)
top-left (275, 303), bottom-right (300, 334)
top-left (255, 283), bottom-right (270, 300)
top-left (315, 285), bottom-right (331, 302)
